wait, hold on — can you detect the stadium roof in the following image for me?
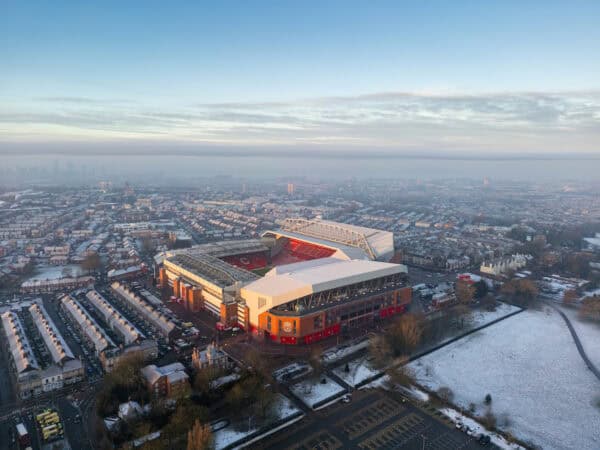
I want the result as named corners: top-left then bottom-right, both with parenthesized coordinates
top-left (273, 218), bottom-right (394, 261)
top-left (154, 239), bottom-right (268, 265)
top-left (165, 253), bottom-right (259, 288)
top-left (241, 257), bottom-right (407, 307)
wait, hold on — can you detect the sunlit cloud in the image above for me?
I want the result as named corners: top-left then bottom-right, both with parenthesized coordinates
top-left (1, 90), bottom-right (599, 153)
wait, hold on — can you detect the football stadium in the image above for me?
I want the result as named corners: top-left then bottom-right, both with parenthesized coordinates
top-left (156, 219), bottom-right (410, 344)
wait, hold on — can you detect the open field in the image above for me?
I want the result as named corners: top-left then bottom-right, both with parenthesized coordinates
top-left (408, 308), bottom-right (600, 450)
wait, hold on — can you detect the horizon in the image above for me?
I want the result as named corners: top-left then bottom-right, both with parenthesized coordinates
top-left (2, 1), bottom-right (600, 161)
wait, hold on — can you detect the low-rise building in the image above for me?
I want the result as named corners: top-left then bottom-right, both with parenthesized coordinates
top-left (141, 362), bottom-right (189, 398)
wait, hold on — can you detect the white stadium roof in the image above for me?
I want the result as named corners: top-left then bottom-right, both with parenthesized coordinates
top-left (241, 257), bottom-right (407, 317)
top-left (273, 218), bottom-right (395, 261)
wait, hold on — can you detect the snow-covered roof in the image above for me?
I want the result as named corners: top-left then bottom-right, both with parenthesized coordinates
top-left (61, 295), bottom-right (115, 354)
top-left (86, 289), bottom-right (144, 345)
top-left (111, 282), bottom-right (176, 336)
top-left (241, 257), bottom-right (407, 306)
top-left (29, 301), bottom-right (74, 364)
top-left (141, 362), bottom-right (187, 386)
top-left (0, 310), bottom-right (39, 374)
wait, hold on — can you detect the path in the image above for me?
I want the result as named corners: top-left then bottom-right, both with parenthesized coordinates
top-left (547, 302), bottom-right (600, 382)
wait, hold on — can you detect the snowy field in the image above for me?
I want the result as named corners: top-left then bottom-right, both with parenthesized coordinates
top-left (559, 306), bottom-right (600, 368)
top-left (469, 302), bottom-right (521, 328)
top-left (289, 376), bottom-right (346, 409)
top-left (332, 357), bottom-right (379, 388)
top-left (408, 308), bottom-right (600, 450)
top-left (26, 264), bottom-right (83, 281)
top-left (213, 394), bottom-right (302, 450)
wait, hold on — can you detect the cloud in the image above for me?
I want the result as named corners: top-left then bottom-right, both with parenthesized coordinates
top-left (1, 90), bottom-right (599, 153)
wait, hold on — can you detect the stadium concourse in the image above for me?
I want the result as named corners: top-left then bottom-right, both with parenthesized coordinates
top-left (155, 219), bottom-right (411, 345)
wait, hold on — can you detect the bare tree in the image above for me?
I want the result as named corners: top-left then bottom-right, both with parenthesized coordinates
top-left (437, 386), bottom-right (454, 403)
top-left (186, 419), bottom-right (212, 450)
top-left (388, 313), bottom-right (424, 356)
top-left (562, 289), bottom-right (579, 306)
top-left (81, 251), bottom-right (102, 274)
top-left (455, 280), bottom-right (475, 304)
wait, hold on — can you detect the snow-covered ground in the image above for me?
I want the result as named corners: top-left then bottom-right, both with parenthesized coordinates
top-left (289, 376), bottom-right (346, 409)
top-left (332, 357), bottom-right (379, 388)
top-left (441, 408), bottom-right (525, 450)
top-left (26, 264), bottom-right (83, 281)
top-left (213, 394), bottom-right (302, 450)
top-left (322, 339), bottom-right (369, 364)
top-left (469, 302), bottom-right (521, 328)
top-left (559, 306), bottom-right (600, 368)
top-left (272, 361), bottom-right (313, 383)
top-left (210, 373), bottom-right (241, 390)
top-left (408, 308), bottom-right (600, 450)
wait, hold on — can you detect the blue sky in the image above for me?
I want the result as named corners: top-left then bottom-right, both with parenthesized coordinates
top-left (1, 1), bottom-right (599, 154)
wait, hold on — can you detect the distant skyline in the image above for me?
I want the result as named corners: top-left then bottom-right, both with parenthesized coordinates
top-left (1, 1), bottom-right (600, 155)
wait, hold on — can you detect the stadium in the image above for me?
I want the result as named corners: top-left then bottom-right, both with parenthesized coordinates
top-left (156, 219), bottom-right (410, 344)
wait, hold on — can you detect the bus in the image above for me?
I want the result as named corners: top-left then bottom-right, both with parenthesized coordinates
top-left (36, 411), bottom-right (51, 423)
top-left (42, 425), bottom-right (59, 441)
top-left (16, 422), bottom-right (30, 447)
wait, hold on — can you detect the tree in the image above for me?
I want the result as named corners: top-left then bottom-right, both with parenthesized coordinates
top-left (481, 293), bottom-right (496, 311)
top-left (186, 420), bottom-right (212, 450)
top-left (562, 289), bottom-right (579, 306)
top-left (369, 334), bottom-right (392, 369)
top-left (484, 393), bottom-right (492, 405)
top-left (140, 237), bottom-right (156, 255)
top-left (309, 347), bottom-right (324, 377)
top-left (482, 411), bottom-right (497, 429)
top-left (500, 279), bottom-right (538, 307)
top-left (387, 313), bottom-right (424, 356)
top-left (386, 360), bottom-right (415, 389)
top-left (473, 280), bottom-right (489, 299)
top-left (455, 280), bottom-right (475, 304)
top-left (81, 251), bottom-right (102, 274)
top-left (579, 296), bottom-right (600, 322)
top-left (163, 399), bottom-right (209, 447)
top-left (437, 386), bottom-right (454, 403)
top-left (95, 354), bottom-right (148, 417)
top-left (193, 366), bottom-right (221, 399)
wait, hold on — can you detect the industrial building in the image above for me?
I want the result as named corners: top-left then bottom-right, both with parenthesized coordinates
top-left (156, 220), bottom-right (410, 344)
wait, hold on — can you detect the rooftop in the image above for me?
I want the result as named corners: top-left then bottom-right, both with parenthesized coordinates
top-left (242, 257), bottom-right (407, 303)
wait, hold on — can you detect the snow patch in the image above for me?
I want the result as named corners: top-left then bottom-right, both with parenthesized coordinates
top-left (409, 308), bottom-right (600, 450)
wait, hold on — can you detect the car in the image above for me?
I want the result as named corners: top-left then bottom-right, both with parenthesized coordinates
top-left (478, 434), bottom-right (491, 446)
top-left (341, 394), bottom-right (352, 404)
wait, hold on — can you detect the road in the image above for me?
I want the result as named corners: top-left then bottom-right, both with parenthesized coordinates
top-left (546, 302), bottom-right (600, 382)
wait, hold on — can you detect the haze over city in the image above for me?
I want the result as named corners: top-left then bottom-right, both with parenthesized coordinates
top-left (1, 2), bottom-right (600, 450)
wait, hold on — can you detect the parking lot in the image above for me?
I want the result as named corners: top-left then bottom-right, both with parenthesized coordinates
top-left (257, 389), bottom-right (484, 450)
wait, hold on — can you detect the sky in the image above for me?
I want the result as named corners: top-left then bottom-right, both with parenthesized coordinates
top-left (1, 1), bottom-right (600, 158)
